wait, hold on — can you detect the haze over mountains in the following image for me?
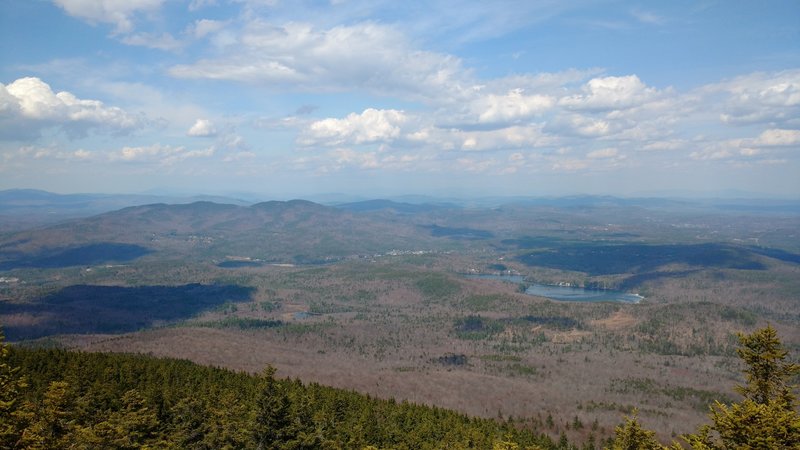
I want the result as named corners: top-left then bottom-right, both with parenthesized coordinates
top-left (3, 189), bottom-right (800, 229)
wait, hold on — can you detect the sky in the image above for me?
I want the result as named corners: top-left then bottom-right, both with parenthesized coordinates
top-left (1, 0), bottom-right (799, 199)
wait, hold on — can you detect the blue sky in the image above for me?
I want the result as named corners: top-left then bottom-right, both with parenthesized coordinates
top-left (1, 0), bottom-right (799, 198)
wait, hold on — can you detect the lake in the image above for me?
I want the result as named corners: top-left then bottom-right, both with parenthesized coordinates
top-left (465, 274), bottom-right (643, 303)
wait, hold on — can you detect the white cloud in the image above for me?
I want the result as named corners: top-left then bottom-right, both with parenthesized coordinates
top-left (473, 89), bottom-right (554, 124)
top-left (453, 125), bottom-right (556, 151)
top-left (754, 128), bottom-right (800, 146)
top-left (188, 19), bottom-right (228, 39)
top-left (560, 75), bottom-right (659, 111)
top-left (642, 140), bottom-right (685, 151)
top-left (689, 128), bottom-right (799, 163)
top-left (53, 0), bottom-right (164, 33)
top-left (112, 144), bottom-right (214, 166)
top-left (0, 77), bottom-right (143, 139)
top-left (73, 149), bottom-right (92, 159)
top-left (546, 114), bottom-right (614, 138)
top-left (586, 148), bottom-right (618, 159)
top-left (710, 70), bottom-right (800, 126)
top-left (300, 108), bottom-right (407, 146)
top-left (115, 144), bottom-right (178, 161)
top-left (1, 146), bottom-right (97, 166)
top-left (551, 158), bottom-right (589, 172)
top-left (169, 21), bottom-right (472, 103)
top-left (188, 0), bottom-right (218, 11)
top-left (187, 119), bottom-right (218, 137)
top-left (330, 148), bottom-right (380, 169)
top-left (690, 147), bottom-right (733, 161)
top-left (121, 32), bottom-right (183, 51)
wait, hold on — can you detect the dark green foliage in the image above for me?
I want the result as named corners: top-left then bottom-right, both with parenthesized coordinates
top-left (4, 344), bottom-right (559, 449)
top-left (454, 315), bottom-right (504, 340)
top-left (0, 283), bottom-right (255, 340)
top-left (218, 260), bottom-right (263, 268)
top-left (435, 353), bottom-right (468, 366)
top-left (193, 317), bottom-right (284, 330)
top-left (518, 243), bottom-right (767, 276)
top-left (609, 378), bottom-right (733, 412)
top-left (607, 411), bottom-right (665, 450)
top-left (415, 273), bottom-right (461, 300)
top-left (735, 325), bottom-right (799, 405)
top-left (607, 326), bottom-right (800, 449)
top-left (683, 325), bottom-right (800, 449)
top-left (0, 329), bottom-right (27, 448)
top-left (0, 242), bottom-right (151, 270)
top-left (254, 367), bottom-right (291, 448)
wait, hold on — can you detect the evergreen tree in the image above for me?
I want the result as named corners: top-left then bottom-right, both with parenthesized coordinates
top-left (735, 324), bottom-right (799, 406)
top-left (253, 366), bottom-right (291, 449)
top-left (606, 411), bottom-right (665, 450)
top-left (0, 329), bottom-right (27, 448)
top-left (16, 381), bottom-right (77, 449)
top-left (683, 325), bottom-right (800, 449)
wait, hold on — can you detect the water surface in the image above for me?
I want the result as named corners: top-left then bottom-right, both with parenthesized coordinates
top-left (465, 274), bottom-right (642, 303)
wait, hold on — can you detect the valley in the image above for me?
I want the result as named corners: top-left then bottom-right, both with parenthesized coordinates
top-left (1, 193), bottom-right (799, 444)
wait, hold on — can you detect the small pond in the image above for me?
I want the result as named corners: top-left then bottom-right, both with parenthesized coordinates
top-left (465, 274), bottom-right (643, 303)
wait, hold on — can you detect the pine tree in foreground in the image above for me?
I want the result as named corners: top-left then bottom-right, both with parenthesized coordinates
top-left (683, 325), bottom-right (800, 450)
top-left (607, 325), bottom-right (800, 450)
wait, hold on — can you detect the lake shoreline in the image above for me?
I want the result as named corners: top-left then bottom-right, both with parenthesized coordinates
top-left (464, 273), bottom-right (644, 304)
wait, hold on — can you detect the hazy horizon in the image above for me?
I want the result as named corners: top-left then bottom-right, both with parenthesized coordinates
top-left (4, 186), bottom-right (800, 204)
top-left (1, 1), bottom-right (799, 197)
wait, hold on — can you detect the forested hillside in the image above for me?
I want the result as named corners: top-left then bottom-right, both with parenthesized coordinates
top-left (1, 333), bottom-right (560, 449)
top-left (2, 326), bottom-right (798, 449)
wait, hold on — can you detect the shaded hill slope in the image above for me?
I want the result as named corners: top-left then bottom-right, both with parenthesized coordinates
top-left (0, 200), bottom-right (439, 268)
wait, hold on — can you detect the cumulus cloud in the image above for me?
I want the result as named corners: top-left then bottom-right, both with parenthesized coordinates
top-left (550, 158), bottom-right (589, 172)
top-left (754, 128), bottom-right (800, 146)
top-left (586, 148), bottom-right (619, 159)
top-left (642, 140), bottom-right (686, 152)
top-left (188, 19), bottom-right (228, 39)
top-left (545, 114), bottom-right (614, 138)
top-left (53, 0), bottom-right (164, 33)
top-left (452, 125), bottom-right (556, 151)
top-left (473, 89), bottom-right (554, 124)
top-left (690, 127), bottom-right (800, 163)
top-left (187, 118), bottom-right (218, 137)
top-left (689, 146), bottom-right (733, 161)
top-left (710, 70), bottom-right (800, 126)
top-left (299, 108), bottom-right (407, 146)
top-left (282, 67), bottom-right (800, 178)
top-left (560, 75), bottom-right (659, 111)
top-left (0, 77), bottom-right (143, 139)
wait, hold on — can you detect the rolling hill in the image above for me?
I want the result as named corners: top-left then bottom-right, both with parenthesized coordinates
top-left (0, 199), bottom-right (443, 269)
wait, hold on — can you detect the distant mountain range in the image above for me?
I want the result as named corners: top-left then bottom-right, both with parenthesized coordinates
top-left (0, 198), bottom-right (441, 269)
top-left (335, 199), bottom-right (458, 214)
top-left (2, 189), bottom-right (799, 235)
top-left (0, 189), bottom-right (252, 231)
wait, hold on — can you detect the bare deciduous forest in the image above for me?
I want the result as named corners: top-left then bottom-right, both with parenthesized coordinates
top-left (2, 196), bottom-right (799, 446)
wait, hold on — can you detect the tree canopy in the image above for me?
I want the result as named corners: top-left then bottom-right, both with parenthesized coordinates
top-left (607, 325), bottom-right (800, 450)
